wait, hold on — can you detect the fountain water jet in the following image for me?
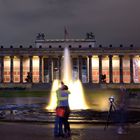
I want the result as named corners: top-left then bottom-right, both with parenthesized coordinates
top-left (46, 47), bottom-right (89, 110)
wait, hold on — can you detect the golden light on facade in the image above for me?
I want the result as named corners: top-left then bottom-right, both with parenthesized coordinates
top-left (33, 56), bottom-right (39, 82)
top-left (14, 56), bottom-right (19, 59)
top-left (33, 58), bottom-right (39, 67)
top-left (4, 57), bottom-right (10, 67)
top-left (33, 56), bottom-right (39, 58)
top-left (14, 58), bottom-right (20, 65)
top-left (112, 57), bottom-right (119, 67)
top-left (92, 55), bottom-right (98, 58)
top-left (23, 58), bottom-right (30, 82)
top-left (3, 56), bottom-right (10, 82)
top-left (102, 59), bottom-right (109, 66)
top-left (4, 56), bottom-right (10, 59)
top-left (92, 56), bottom-right (99, 68)
top-left (23, 57), bottom-right (29, 65)
top-left (113, 55), bottom-right (118, 58)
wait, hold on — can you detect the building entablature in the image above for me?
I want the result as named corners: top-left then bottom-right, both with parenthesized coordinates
top-left (0, 47), bottom-right (140, 57)
top-left (35, 39), bottom-right (95, 49)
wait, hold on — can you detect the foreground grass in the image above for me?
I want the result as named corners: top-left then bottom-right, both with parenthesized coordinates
top-left (0, 90), bottom-right (50, 98)
top-left (0, 88), bottom-right (139, 98)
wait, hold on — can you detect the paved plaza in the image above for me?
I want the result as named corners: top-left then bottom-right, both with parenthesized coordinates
top-left (0, 122), bottom-right (140, 140)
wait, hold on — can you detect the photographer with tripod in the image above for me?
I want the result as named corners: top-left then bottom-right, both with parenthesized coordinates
top-left (104, 86), bottom-right (128, 134)
top-left (104, 96), bottom-right (116, 130)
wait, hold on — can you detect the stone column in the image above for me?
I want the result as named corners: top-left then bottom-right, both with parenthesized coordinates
top-left (78, 56), bottom-right (82, 81)
top-left (58, 56), bottom-right (62, 80)
top-left (20, 56), bottom-right (23, 83)
top-left (29, 56), bottom-right (33, 82)
top-left (130, 55), bottom-right (134, 83)
top-left (119, 55), bottom-right (123, 83)
top-left (48, 56), bottom-right (52, 83)
top-left (39, 56), bottom-right (43, 83)
top-left (109, 55), bottom-right (113, 83)
top-left (88, 55), bottom-right (92, 83)
top-left (10, 56), bottom-right (14, 83)
top-left (0, 56), bottom-right (4, 83)
top-left (99, 55), bottom-right (102, 83)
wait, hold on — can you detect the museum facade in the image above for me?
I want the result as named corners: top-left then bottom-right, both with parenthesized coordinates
top-left (0, 36), bottom-right (140, 85)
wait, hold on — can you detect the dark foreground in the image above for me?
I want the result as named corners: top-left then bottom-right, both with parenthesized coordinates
top-left (0, 122), bottom-right (140, 140)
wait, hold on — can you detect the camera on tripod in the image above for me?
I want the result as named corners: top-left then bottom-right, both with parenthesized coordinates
top-left (104, 96), bottom-right (116, 130)
top-left (109, 96), bottom-right (115, 103)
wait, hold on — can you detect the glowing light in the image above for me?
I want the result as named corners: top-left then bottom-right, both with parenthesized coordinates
top-left (91, 92), bottom-right (114, 111)
top-left (4, 57), bottom-right (10, 82)
top-left (4, 57), bottom-right (10, 67)
top-left (46, 79), bottom-right (89, 110)
top-left (98, 97), bottom-right (110, 111)
top-left (68, 80), bottom-right (89, 110)
top-left (46, 47), bottom-right (89, 110)
top-left (62, 47), bottom-right (72, 84)
top-left (92, 56), bottom-right (99, 68)
top-left (46, 79), bottom-right (60, 110)
top-left (23, 58), bottom-right (30, 82)
top-left (33, 56), bottom-right (39, 67)
top-left (14, 58), bottom-right (20, 66)
top-left (13, 57), bottom-right (20, 83)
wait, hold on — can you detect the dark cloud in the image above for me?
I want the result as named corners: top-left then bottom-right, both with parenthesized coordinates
top-left (0, 0), bottom-right (139, 47)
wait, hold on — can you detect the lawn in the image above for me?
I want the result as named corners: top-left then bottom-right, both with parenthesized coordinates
top-left (0, 90), bottom-right (51, 98)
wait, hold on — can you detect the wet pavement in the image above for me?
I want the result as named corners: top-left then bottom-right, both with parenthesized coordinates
top-left (0, 97), bottom-right (140, 123)
top-left (0, 122), bottom-right (140, 140)
top-left (0, 97), bottom-right (48, 105)
top-left (0, 104), bottom-right (139, 123)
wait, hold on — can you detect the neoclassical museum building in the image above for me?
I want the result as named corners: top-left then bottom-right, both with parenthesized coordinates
top-left (0, 34), bottom-right (140, 86)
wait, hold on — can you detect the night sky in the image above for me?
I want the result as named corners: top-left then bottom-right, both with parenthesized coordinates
top-left (0, 0), bottom-right (140, 47)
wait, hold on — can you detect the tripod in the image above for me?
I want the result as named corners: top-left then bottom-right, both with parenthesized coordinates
top-left (104, 100), bottom-right (116, 130)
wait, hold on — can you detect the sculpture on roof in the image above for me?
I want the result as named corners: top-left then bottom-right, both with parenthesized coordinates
top-left (36, 33), bottom-right (45, 40)
top-left (86, 32), bottom-right (95, 39)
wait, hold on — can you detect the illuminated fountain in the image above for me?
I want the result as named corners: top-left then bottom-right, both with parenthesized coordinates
top-left (46, 47), bottom-right (89, 110)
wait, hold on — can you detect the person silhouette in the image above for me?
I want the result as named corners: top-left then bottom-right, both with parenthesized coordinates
top-left (54, 82), bottom-right (71, 137)
top-left (116, 86), bottom-right (128, 134)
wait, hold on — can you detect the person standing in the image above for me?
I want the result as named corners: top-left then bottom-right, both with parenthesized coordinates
top-left (54, 82), bottom-right (64, 137)
top-left (116, 85), bottom-right (128, 134)
top-left (54, 82), bottom-right (71, 137)
top-left (60, 85), bottom-right (71, 137)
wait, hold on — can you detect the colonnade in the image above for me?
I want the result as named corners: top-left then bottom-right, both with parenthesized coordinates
top-left (0, 55), bottom-right (137, 84)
